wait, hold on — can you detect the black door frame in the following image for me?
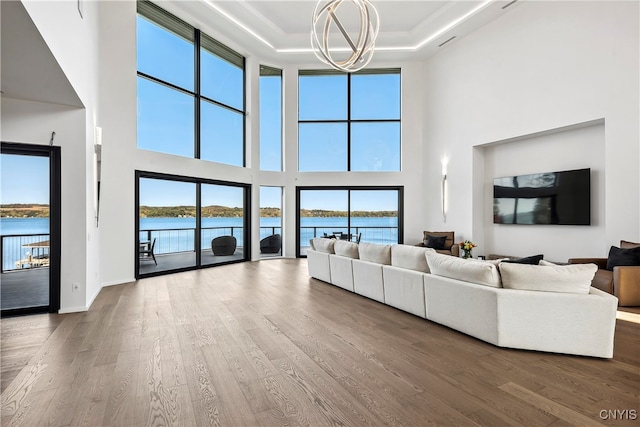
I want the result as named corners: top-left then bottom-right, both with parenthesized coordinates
top-left (135, 170), bottom-right (252, 279)
top-left (1, 141), bottom-right (61, 316)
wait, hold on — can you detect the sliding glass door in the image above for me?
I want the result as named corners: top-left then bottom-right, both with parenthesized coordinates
top-left (136, 171), bottom-right (249, 278)
top-left (296, 186), bottom-right (403, 256)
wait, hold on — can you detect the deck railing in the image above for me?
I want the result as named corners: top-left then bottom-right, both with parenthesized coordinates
top-left (139, 226), bottom-right (283, 255)
top-left (299, 225), bottom-right (398, 246)
top-left (1, 234), bottom-right (50, 273)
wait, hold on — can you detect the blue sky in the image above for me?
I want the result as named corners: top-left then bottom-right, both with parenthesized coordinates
top-left (1, 154), bottom-right (49, 204)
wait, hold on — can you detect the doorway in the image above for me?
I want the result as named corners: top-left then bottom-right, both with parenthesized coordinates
top-left (1, 142), bottom-right (61, 316)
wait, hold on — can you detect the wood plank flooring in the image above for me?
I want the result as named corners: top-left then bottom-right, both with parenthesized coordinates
top-left (1, 258), bottom-right (639, 426)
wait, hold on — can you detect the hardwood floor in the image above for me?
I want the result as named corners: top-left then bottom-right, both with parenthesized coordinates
top-left (1, 258), bottom-right (639, 426)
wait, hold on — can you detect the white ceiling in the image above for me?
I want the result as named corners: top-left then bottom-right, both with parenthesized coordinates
top-left (170, 0), bottom-right (522, 63)
top-left (0, 0), bottom-right (521, 108)
top-left (1, 1), bottom-right (82, 108)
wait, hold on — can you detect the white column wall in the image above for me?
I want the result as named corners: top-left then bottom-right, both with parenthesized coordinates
top-left (422, 0), bottom-right (639, 258)
top-left (8, 0), bottom-right (102, 311)
top-left (1, 99), bottom-right (88, 311)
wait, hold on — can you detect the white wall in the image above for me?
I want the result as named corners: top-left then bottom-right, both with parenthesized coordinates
top-left (3, 0), bottom-right (103, 312)
top-left (1, 98), bottom-right (88, 311)
top-left (481, 121), bottom-right (605, 261)
top-left (422, 0), bottom-right (639, 259)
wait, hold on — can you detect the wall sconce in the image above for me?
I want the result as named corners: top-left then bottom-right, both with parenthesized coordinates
top-left (441, 160), bottom-right (448, 222)
top-left (94, 126), bottom-right (102, 227)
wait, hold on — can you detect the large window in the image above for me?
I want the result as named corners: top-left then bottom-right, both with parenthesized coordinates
top-left (137, 1), bottom-right (245, 166)
top-left (260, 66), bottom-right (283, 171)
top-left (136, 172), bottom-right (250, 278)
top-left (296, 187), bottom-right (403, 256)
top-left (298, 70), bottom-right (400, 172)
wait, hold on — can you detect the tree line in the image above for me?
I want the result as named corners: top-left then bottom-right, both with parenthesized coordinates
top-left (139, 206), bottom-right (397, 218)
top-left (1, 204), bottom-right (49, 218)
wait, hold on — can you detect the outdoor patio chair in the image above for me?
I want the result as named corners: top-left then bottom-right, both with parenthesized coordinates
top-left (139, 237), bottom-right (157, 265)
top-left (212, 235), bottom-right (237, 256)
top-left (260, 234), bottom-right (281, 254)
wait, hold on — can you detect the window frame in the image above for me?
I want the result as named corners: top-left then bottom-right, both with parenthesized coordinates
top-left (259, 65), bottom-right (283, 172)
top-left (137, 1), bottom-right (246, 166)
top-left (297, 69), bottom-right (401, 172)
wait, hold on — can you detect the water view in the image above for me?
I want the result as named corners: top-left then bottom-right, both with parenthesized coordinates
top-left (1, 214), bottom-right (398, 270)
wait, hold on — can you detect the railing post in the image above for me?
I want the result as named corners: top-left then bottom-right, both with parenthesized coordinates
top-left (0, 236), bottom-right (4, 274)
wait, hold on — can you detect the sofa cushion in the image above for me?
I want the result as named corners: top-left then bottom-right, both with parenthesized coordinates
top-left (606, 246), bottom-right (640, 270)
top-left (502, 254), bottom-right (544, 265)
top-left (499, 263), bottom-right (597, 294)
top-left (334, 240), bottom-right (359, 259)
top-left (391, 245), bottom-right (434, 272)
top-left (359, 242), bottom-right (391, 265)
top-left (424, 235), bottom-right (447, 250)
top-left (312, 238), bottom-right (335, 254)
top-left (425, 252), bottom-right (502, 288)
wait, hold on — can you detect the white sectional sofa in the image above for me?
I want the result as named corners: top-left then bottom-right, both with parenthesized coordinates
top-left (306, 239), bottom-right (618, 358)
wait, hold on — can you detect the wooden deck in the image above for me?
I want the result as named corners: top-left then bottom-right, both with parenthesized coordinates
top-left (1, 259), bottom-right (639, 426)
top-left (0, 268), bottom-right (49, 311)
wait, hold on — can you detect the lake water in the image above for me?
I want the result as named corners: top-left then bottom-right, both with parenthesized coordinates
top-left (1, 216), bottom-right (398, 269)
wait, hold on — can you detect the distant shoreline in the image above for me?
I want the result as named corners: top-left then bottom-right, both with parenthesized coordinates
top-left (1, 204), bottom-right (49, 218)
top-left (1, 204), bottom-right (397, 219)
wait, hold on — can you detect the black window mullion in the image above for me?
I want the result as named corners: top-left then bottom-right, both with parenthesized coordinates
top-left (347, 189), bottom-right (352, 237)
top-left (195, 182), bottom-right (201, 266)
top-left (242, 57), bottom-right (246, 167)
top-left (347, 74), bottom-right (352, 172)
top-left (194, 29), bottom-right (201, 159)
top-left (137, 72), bottom-right (195, 97)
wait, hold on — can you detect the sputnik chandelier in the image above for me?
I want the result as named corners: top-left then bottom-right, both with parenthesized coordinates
top-left (311, 0), bottom-right (380, 73)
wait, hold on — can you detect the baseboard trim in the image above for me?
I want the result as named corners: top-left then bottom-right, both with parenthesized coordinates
top-left (101, 278), bottom-right (136, 287)
top-left (58, 305), bottom-right (89, 314)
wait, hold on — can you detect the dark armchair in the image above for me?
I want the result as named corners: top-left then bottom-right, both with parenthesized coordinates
top-left (569, 240), bottom-right (640, 306)
top-left (416, 231), bottom-right (460, 257)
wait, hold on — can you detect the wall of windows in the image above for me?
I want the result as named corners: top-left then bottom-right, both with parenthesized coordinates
top-left (296, 187), bottom-right (403, 256)
top-left (136, 1), bottom-right (245, 166)
top-left (298, 69), bottom-right (401, 172)
top-left (260, 66), bottom-right (283, 171)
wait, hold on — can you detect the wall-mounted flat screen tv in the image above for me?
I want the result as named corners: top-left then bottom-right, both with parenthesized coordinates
top-left (493, 168), bottom-right (590, 225)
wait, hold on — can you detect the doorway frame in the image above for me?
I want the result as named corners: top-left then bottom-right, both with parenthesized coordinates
top-left (1, 141), bottom-right (61, 316)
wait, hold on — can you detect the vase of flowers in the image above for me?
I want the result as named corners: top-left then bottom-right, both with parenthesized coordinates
top-left (459, 240), bottom-right (476, 259)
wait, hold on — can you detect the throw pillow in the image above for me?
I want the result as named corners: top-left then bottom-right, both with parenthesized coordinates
top-left (502, 254), bottom-right (544, 265)
top-left (499, 263), bottom-right (597, 294)
top-left (606, 246), bottom-right (640, 270)
top-left (425, 252), bottom-right (502, 288)
top-left (425, 234), bottom-right (447, 250)
top-left (538, 260), bottom-right (557, 266)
